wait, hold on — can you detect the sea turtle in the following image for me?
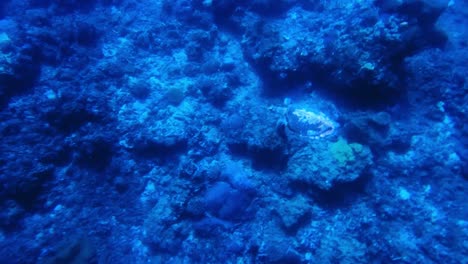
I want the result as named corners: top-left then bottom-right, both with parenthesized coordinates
top-left (278, 98), bottom-right (336, 140)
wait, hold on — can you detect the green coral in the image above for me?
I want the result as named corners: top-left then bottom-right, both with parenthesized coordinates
top-left (285, 137), bottom-right (372, 191)
top-left (329, 137), bottom-right (363, 166)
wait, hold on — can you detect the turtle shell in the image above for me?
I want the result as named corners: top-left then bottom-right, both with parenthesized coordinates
top-left (285, 108), bottom-right (335, 139)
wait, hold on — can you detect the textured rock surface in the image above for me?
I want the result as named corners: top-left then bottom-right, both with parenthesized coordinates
top-left (0, 0), bottom-right (466, 263)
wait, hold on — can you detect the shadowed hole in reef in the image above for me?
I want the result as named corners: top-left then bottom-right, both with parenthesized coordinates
top-left (289, 171), bottom-right (372, 207)
top-left (76, 138), bottom-right (114, 172)
top-left (0, 64), bottom-right (41, 109)
top-left (228, 143), bottom-right (288, 171)
top-left (133, 139), bottom-right (188, 162)
top-left (12, 167), bottom-right (54, 210)
top-left (257, 64), bottom-right (404, 109)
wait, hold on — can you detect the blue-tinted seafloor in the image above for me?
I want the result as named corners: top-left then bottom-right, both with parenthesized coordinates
top-left (0, 0), bottom-right (467, 263)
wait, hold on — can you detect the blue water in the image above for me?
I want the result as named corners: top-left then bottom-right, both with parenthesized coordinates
top-left (0, 0), bottom-right (466, 263)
